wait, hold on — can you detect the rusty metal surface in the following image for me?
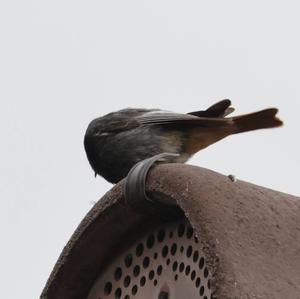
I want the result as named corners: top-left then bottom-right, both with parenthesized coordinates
top-left (41, 164), bottom-right (300, 299)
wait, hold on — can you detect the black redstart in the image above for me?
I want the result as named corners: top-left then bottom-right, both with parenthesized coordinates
top-left (84, 99), bottom-right (283, 183)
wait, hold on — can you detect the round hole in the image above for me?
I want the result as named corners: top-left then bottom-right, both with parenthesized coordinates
top-left (114, 268), bottom-right (122, 281)
top-left (149, 270), bottom-right (155, 280)
top-left (207, 279), bottom-right (211, 289)
top-left (185, 265), bottom-right (191, 275)
top-left (199, 257), bottom-right (204, 269)
top-left (191, 270), bottom-right (196, 281)
top-left (186, 245), bottom-right (193, 258)
top-left (159, 291), bottom-right (169, 299)
top-left (157, 229), bottom-right (165, 242)
top-left (186, 226), bottom-right (193, 239)
top-left (146, 234), bottom-right (155, 248)
top-left (131, 285), bottom-right (138, 295)
top-left (98, 222), bottom-right (216, 297)
top-left (157, 265), bottom-right (163, 275)
top-left (95, 221), bottom-right (212, 299)
top-left (204, 267), bottom-right (209, 278)
top-left (104, 282), bottom-right (112, 295)
top-left (136, 243), bottom-right (144, 257)
top-left (125, 254), bottom-right (133, 267)
top-left (179, 262), bottom-right (184, 272)
top-left (200, 286), bottom-right (205, 296)
top-left (124, 275), bottom-right (131, 287)
top-left (143, 256), bottom-right (150, 268)
top-left (172, 261), bottom-right (178, 271)
top-left (162, 245), bottom-right (169, 257)
top-left (115, 287), bottom-right (122, 298)
top-left (140, 276), bottom-right (146, 286)
top-left (170, 243), bottom-right (177, 255)
top-left (133, 265), bottom-right (140, 277)
top-left (177, 223), bottom-right (185, 237)
top-left (193, 250), bottom-right (199, 262)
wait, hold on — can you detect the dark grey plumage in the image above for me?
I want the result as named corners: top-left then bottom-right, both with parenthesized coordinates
top-left (84, 100), bottom-right (282, 183)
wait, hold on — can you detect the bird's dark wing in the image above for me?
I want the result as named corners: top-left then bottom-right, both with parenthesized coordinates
top-left (103, 118), bottom-right (141, 132)
top-left (188, 99), bottom-right (235, 118)
top-left (137, 110), bottom-right (233, 128)
top-left (96, 108), bottom-right (152, 133)
top-left (93, 105), bottom-right (234, 135)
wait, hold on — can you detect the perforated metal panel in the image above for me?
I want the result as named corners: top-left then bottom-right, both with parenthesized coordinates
top-left (87, 221), bottom-right (212, 299)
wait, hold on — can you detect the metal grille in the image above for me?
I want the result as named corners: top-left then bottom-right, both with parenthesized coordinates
top-left (87, 221), bottom-right (212, 299)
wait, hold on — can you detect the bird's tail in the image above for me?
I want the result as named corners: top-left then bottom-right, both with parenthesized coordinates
top-left (233, 108), bottom-right (283, 134)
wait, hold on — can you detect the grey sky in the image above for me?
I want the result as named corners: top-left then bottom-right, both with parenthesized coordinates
top-left (0, 1), bottom-right (299, 298)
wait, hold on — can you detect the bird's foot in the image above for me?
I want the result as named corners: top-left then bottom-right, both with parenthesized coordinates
top-left (125, 153), bottom-right (180, 214)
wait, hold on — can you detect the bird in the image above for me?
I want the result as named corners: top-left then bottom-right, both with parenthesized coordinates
top-left (84, 99), bottom-right (283, 184)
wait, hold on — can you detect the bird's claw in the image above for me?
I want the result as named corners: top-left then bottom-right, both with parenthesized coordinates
top-left (228, 174), bottom-right (237, 182)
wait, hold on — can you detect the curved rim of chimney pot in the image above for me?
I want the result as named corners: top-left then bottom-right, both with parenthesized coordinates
top-left (40, 163), bottom-right (300, 299)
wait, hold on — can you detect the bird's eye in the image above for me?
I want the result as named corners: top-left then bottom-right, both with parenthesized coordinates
top-left (98, 132), bottom-right (110, 136)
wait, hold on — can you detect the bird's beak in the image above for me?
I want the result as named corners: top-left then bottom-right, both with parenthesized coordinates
top-left (94, 172), bottom-right (97, 178)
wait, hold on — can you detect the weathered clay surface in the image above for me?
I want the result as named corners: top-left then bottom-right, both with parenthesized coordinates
top-left (41, 164), bottom-right (300, 299)
top-left (147, 164), bottom-right (300, 299)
